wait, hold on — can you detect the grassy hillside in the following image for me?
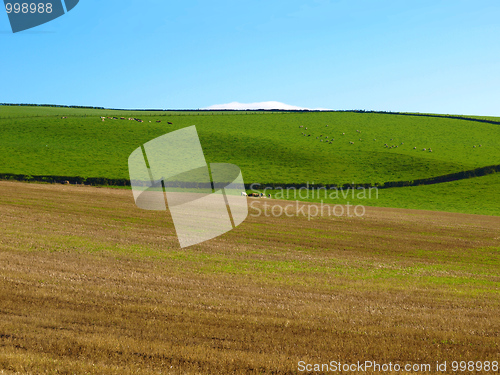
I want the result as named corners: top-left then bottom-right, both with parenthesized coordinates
top-left (0, 106), bottom-right (499, 186)
top-left (266, 173), bottom-right (500, 216)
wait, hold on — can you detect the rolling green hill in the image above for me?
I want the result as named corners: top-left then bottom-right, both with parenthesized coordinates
top-left (1, 106), bottom-right (499, 183)
top-left (0, 105), bottom-right (499, 215)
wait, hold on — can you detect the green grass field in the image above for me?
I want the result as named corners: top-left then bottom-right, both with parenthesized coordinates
top-left (265, 173), bottom-right (500, 216)
top-left (0, 105), bottom-right (499, 215)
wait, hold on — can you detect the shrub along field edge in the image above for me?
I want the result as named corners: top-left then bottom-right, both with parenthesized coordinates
top-left (0, 164), bottom-right (498, 190)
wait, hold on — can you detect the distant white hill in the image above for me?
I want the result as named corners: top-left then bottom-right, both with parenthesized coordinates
top-left (203, 101), bottom-right (331, 111)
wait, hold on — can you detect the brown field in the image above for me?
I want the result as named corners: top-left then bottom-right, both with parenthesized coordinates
top-left (0, 181), bottom-right (499, 374)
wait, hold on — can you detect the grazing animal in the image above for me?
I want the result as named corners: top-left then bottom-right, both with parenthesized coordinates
top-left (62, 180), bottom-right (70, 185)
top-left (473, 145), bottom-right (476, 148)
top-left (156, 120), bottom-right (161, 123)
top-left (413, 147), bottom-right (416, 149)
top-left (423, 148), bottom-right (426, 151)
top-left (241, 192), bottom-right (247, 196)
top-left (305, 127), bottom-right (308, 130)
top-left (479, 144), bottom-right (482, 147)
top-left (168, 122), bottom-right (173, 125)
top-left (342, 133), bottom-right (345, 135)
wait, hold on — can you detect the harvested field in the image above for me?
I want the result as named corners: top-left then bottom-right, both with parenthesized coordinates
top-left (0, 181), bottom-right (499, 374)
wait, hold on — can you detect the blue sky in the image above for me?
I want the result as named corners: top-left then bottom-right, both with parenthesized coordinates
top-left (1, 0), bottom-right (499, 115)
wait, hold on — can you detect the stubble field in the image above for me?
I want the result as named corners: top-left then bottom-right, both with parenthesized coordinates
top-left (0, 181), bottom-right (499, 374)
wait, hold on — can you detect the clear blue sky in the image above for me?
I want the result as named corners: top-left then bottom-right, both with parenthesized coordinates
top-left (1, 0), bottom-right (499, 115)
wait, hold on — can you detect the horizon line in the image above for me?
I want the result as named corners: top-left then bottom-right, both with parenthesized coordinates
top-left (1, 103), bottom-right (499, 119)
